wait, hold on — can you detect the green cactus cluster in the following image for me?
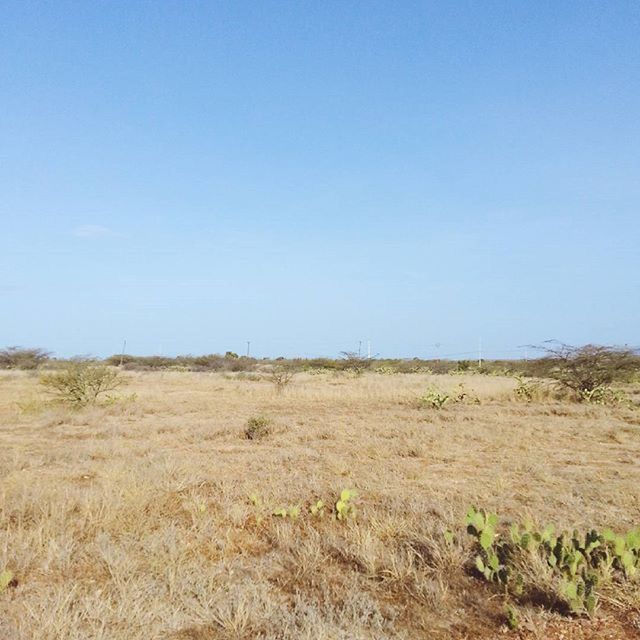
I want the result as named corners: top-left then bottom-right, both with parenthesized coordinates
top-left (310, 500), bottom-right (326, 517)
top-left (272, 505), bottom-right (301, 520)
top-left (248, 489), bottom-right (358, 524)
top-left (464, 508), bottom-right (640, 616)
top-left (580, 386), bottom-right (631, 406)
top-left (465, 508), bottom-right (507, 583)
top-left (602, 528), bottom-right (640, 577)
top-left (504, 603), bottom-right (520, 630)
top-left (512, 523), bottom-right (602, 614)
top-left (421, 384), bottom-right (479, 409)
top-left (420, 387), bottom-right (451, 409)
top-left (374, 365), bottom-right (397, 375)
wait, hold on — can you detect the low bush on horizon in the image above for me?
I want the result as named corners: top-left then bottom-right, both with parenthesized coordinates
top-left (3, 340), bottom-right (639, 382)
top-left (0, 346), bottom-right (50, 370)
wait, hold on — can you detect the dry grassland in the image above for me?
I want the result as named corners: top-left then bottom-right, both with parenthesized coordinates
top-left (1, 371), bottom-right (639, 639)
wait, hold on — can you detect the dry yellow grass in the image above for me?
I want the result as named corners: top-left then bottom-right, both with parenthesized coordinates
top-left (1, 370), bottom-right (639, 639)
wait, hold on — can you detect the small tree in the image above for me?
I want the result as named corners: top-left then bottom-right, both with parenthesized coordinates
top-left (533, 342), bottom-right (638, 399)
top-left (269, 364), bottom-right (295, 393)
top-left (339, 351), bottom-right (370, 376)
top-left (0, 346), bottom-right (50, 370)
top-left (40, 361), bottom-right (123, 407)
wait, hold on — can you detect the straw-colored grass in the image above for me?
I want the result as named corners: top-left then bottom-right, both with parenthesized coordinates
top-left (1, 370), bottom-right (639, 639)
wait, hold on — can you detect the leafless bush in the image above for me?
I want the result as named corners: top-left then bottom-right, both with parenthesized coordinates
top-left (269, 365), bottom-right (295, 393)
top-left (339, 351), bottom-right (371, 376)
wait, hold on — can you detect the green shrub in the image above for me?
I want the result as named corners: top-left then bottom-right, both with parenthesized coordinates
top-left (244, 415), bottom-right (272, 440)
top-left (40, 361), bottom-right (123, 407)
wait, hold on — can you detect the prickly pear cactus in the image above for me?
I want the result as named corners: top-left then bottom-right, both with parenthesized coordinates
top-left (464, 509), bottom-right (640, 617)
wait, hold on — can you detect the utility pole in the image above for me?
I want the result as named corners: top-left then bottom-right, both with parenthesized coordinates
top-left (358, 340), bottom-right (362, 358)
top-left (246, 341), bottom-right (251, 357)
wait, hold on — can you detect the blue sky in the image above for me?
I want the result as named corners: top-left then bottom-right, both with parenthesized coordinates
top-left (1, 1), bottom-right (639, 359)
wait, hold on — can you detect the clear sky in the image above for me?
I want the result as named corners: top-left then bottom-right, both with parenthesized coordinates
top-left (2, 1), bottom-right (639, 359)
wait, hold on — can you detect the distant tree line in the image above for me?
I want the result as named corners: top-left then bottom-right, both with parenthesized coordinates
top-left (0, 346), bottom-right (51, 370)
top-left (1, 343), bottom-right (638, 384)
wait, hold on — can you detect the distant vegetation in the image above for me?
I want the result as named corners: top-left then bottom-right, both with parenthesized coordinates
top-left (0, 346), bottom-right (50, 370)
top-left (1, 343), bottom-right (638, 387)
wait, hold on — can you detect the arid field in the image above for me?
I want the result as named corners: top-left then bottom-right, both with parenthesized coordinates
top-left (1, 370), bottom-right (639, 639)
